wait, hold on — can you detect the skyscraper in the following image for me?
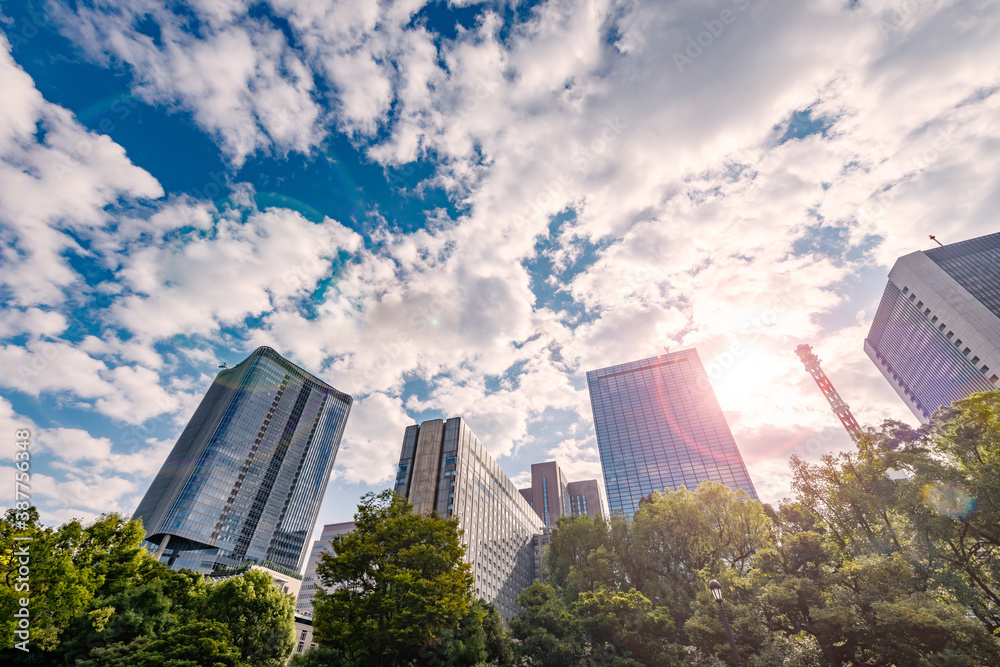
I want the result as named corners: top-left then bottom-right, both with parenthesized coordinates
top-left (865, 232), bottom-right (1000, 422)
top-left (586, 349), bottom-right (758, 519)
top-left (393, 417), bottom-right (542, 623)
top-left (134, 346), bottom-right (353, 574)
top-left (518, 461), bottom-right (605, 581)
top-left (518, 461), bottom-right (605, 527)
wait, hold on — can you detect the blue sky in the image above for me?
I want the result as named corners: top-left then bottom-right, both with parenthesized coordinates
top-left (2, 0), bottom-right (999, 546)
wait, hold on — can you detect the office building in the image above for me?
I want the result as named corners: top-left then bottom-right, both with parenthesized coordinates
top-left (134, 346), bottom-right (353, 574)
top-left (519, 461), bottom-right (605, 527)
top-left (518, 461), bottom-right (605, 582)
top-left (586, 349), bottom-right (758, 519)
top-left (394, 417), bottom-right (543, 623)
top-left (865, 232), bottom-right (1000, 422)
top-left (296, 521), bottom-right (355, 616)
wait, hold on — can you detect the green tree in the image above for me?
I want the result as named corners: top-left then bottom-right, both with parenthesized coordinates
top-left (1, 510), bottom-right (172, 663)
top-left (574, 588), bottom-right (683, 666)
top-left (203, 568), bottom-right (295, 667)
top-left (79, 619), bottom-right (245, 667)
top-left (61, 566), bottom-right (209, 661)
top-left (312, 490), bottom-right (475, 665)
top-left (901, 392), bottom-right (1000, 632)
top-left (479, 599), bottom-right (517, 666)
top-left (509, 582), bottom-right (582, 666)
top-left (545, 513), bottom-right (624, 598)
top-left (628, 482), bottom-right (771, 634)
top-left (790, 395), bottom-right (1000, 635)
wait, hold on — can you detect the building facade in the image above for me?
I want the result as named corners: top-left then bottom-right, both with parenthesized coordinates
top-left (296, 521), bottom-right (356, 616)
top-left (518, 461), bottom-right (605, 581)
top-left (134, 346), bottom-right (353, 574)
top-left (586, 349), bottom-right (758, 519)
top-left (393, 417), bottom-right (543, 623)
top-left (519, 461), bottom-right (605, 527)
top-left (865, 232), bottom-right (1000, 422)
top-left (567, 479), bottom-right (604, 521)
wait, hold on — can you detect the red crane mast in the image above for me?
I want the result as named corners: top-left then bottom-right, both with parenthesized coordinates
top-left (794, 344), bottom-right (861, 440)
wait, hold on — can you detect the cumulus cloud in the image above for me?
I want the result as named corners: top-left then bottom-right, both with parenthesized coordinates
top-left (5, 0), bottom-right (1000, 523)
top-left (331, 392), bottom-right (415, 485)
top-left (0, 33), bottom-right (162, 309)
top-left (50, 0), bottom-right (326, 165)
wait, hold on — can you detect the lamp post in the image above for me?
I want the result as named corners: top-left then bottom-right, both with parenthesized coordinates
top-left (708, 579), bottom-right (742, 666)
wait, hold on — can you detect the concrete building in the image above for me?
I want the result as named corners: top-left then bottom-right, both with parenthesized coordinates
top-left (134, 346), bottom-right (353, 574)
top-left (586, 349), bottom-right (758, 519)
top-left (393, 417), bottom-right (543, 623)
top-left (295, 521), bottom-right (355, 616)
top-left (519, 461), bottom-right (605, 527)
top-left (518, 461), bottom-right (605, 582)
top-left (292, 613), bottom-right (317, 659)
top-left (865, 232), bottom-right (1000, 422)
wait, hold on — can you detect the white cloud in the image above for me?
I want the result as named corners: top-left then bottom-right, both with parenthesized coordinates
top-left (51, 1), bottom-right (325, 165)
top-left (0, 33), bottom-right (162, 309)
top-left (109, 204), bottom-right (363, 343)
top-left (6, 0), bottom-right (1000, 523)
top-left (332, 392), bottom-right (414, 485)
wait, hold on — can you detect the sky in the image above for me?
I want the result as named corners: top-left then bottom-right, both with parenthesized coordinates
top-left (1, 0), bottom-right (998, 552)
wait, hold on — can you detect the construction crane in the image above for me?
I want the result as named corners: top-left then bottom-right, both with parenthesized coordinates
top-left (794, 344), bottom-right (861, 441)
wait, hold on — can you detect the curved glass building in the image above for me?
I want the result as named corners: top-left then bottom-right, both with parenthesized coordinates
top-left (134, 346), bottom-right (352, 573)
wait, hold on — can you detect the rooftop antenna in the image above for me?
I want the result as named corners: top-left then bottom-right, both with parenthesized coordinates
top-left (794, 344), bottom-right (860, 441)
top-left (929, 235), bottom-right (943, 247)
top-left (218, 362), bottom-right (228, 369)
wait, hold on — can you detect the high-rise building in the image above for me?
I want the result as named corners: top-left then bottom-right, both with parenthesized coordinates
top-left (518, 461), bottom-right (605, 581)
top-left (586, 349), bottom-right (758, 519)
top-left (134, 346), bottom-right (353, 574)
top-left (519, 461), bottom-right (605, 527)
top-left (393, 417), bottom-right (543, 623)
top-left (865, 232), bottom-right (1000, 422)
top-left (295, 521), bottom-right (355, 616)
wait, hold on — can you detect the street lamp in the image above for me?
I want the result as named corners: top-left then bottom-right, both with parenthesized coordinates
top-left (708, 579), bottom-right (742, 666)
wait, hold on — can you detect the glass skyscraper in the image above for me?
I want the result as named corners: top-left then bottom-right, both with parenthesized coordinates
top-left (134, 346), bottom-right (353, 574)
top-left (393, 417), bottom-right (542, 622)
top-left (865, 232), bottom-right (1000, 422)
top-left (586, 349), bottom-right (758, 519)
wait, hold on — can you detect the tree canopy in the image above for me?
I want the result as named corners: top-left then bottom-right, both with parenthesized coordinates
top-left (310, 489), bottom-right (480, 665)
top-left (0, 511), bottom-right (294, 666)
top-left (519, 391), bottom-right (1000, 666)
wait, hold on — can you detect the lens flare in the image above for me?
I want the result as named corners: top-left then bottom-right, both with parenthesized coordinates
top-left (922, 481), bottom-right (975, 520)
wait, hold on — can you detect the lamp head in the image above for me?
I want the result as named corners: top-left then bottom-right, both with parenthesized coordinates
top-left (708, 579), bottom-right (723, 601)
